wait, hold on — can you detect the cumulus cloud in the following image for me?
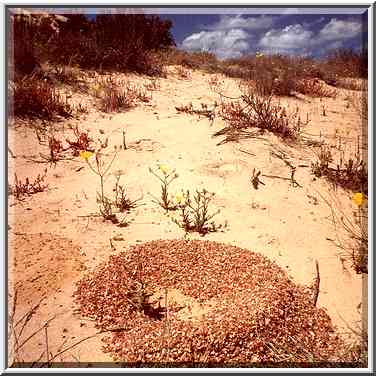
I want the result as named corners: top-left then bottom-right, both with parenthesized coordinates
top-left (257, 18), bottom-right (363, 56)
top-left (317, 18), bottom-right (363, 41)
top-left (181, 29), bottom-right (250, 59)
top-left (206, 15), bottom-right (274, 31)
top-left (180, 15), bottom-right (364, 59)
top-left (258, 24), bottom-right (313, 55)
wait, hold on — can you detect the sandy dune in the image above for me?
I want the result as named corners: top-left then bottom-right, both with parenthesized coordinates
top-left (8, 66), bottom-right (366, 365)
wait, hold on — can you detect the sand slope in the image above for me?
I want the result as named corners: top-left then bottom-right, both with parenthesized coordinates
top-left (8, 66), bottom-right (365, 364)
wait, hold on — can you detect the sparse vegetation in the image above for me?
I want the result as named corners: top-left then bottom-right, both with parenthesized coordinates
top-left (175, 102), bottom-right (217, 125)
top-left (113, 171), bottom-right (141, 213)
top-left (9, 170), bottom-right (48, 200)
top-left (216, 92), bottom-right (300, 144)
top-left (66, 125), bottom-right (93, 156)
top-left (175, 66), bottom-right (191, 80)
top-left (81, 150), bottom-right (117, 213)
top-left (164, 48), bottom-right (219, 71)
top-left (47, 136), bottom-right (64, 163)
top-left (172, 189), bottom-right (224, 235)
top-left (8, 10), bottom-right (368, 368)
top-left (99, 83), bottom-right (135, 113)
top-left (318, 190), bottom-right (368, 275)
top-left (149, 165), bottom-right (179, 211)
top-left (350, 88), bottom-right (368, 120)
top-left (311, 146), bottom-right (368, 194)
top-left (82, 152), bottom-right (139, 224)
top-left (296, 78), bottom-right (337, 98)
top-left (11, 76), bottom-right (73, 120)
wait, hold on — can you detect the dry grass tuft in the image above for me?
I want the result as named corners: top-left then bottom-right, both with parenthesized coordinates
top-left (296, 78), bottom-right (337, 98)
top-left (216, 92), bottom-right (300, 144)
top-left (11, 75), bottom-right (73, 120)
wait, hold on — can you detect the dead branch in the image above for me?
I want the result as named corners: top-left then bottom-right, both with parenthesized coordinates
top-left (312, 260), bottom-right (320, 306)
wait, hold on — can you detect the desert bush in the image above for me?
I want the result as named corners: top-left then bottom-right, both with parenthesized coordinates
top-left (172, 189), bottom-right (224, 235)
top-left (163, 48), bottom-right (218, 71)
top-left (10, 12), bottom-right (174, 76)
top-left (46, 14), bottom-right (174, 76)
top-left (216, 92), bottom-right (300, 143)
top-left (95, 77), bottom-right (152, 112)
top-left (11, 75), bottom-right (72, 120)
top-left (324, 48), bottom-right (367, 79)
top-left (220, 54), bottom-right (317, 96)
top-left (259, 65), bottom-right (298, 97)
top-left (81, 150), bottom-right (117, 206)
top-left (144, 78), bottom-right (161, 91)
top-left (296, 78), bottom-right (337, 98)
top-left (10, 12), bottom-right (63, 76)
top-left (311, 146), bottom-right (368, 194)
top-left (9, 169), bottom-right (48, 200)
top-left (175, 102), bottom-right (217, 125)
top-left (128, 84), bottom-right (152, 103)
top-left (97, 194), bottom-right (119, 224)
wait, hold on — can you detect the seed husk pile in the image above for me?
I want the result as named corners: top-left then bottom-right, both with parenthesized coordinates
top-left (73, 239), bottom-right (343, 365)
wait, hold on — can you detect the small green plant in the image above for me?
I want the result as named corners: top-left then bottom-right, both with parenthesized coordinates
top-left (172, 189), bottom-right (224, 235)
top-left (81, 151), bottom-right (117, 203)
top-left (113, 172), bottom-right (141, 213)
top-left (97, 193), bottom-right (118, 224)
top-left (149, 165), bottom-right (179, 211)
top-left (81, 150), bottom-right (118, 222)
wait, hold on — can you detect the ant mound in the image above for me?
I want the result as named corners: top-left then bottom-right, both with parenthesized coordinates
top-left (74, 239), bottom-right (343, 365)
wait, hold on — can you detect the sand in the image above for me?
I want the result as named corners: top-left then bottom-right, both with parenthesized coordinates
top-left (7, 66), bottom-right (366, 365)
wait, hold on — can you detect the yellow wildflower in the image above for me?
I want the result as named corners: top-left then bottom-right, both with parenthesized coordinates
top-left (352, 192), bottom-right (367, 207)
top-left (80, 150), bottom-right (94, 161)
top-left (255, 52), bottom-right (264, 58)
top-left (175, 193), bottom-right (186, 205)
top-left (159, 164), bottom-right (169, 175)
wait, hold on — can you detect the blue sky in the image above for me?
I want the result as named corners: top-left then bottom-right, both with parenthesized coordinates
top-left (159, 11), bottom-right (368, 59)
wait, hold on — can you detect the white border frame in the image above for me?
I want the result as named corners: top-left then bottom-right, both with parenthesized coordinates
top-left (1, 0), bottom-right (373, 373)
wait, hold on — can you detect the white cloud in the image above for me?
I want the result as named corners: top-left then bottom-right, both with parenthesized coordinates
top-left (257, 18), bottom-right (363, 56)
top-left (258, 24), bottom-right (313, 55)
top-left (317, 18), bottom-right (363, 41)
top-left (181, 29), bottom-right (250, 59)
top-left (181, 16), bottom-right (364, 60)
top-left (206, 15), bottom-right (274, 31)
